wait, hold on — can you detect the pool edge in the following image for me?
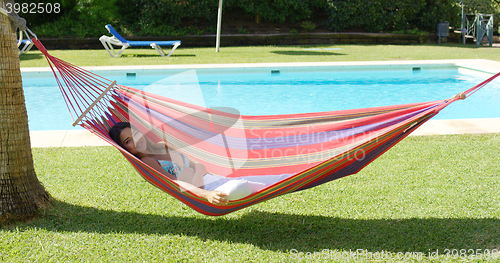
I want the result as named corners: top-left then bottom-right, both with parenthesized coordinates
top-left (21, 59), bottom-right (500, 74)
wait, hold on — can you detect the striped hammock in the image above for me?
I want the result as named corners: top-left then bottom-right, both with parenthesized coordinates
top-left (33, 39), bottom-right (499, 216)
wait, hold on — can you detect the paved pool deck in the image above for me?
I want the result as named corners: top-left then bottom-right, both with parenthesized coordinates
top-left (26, 59), bottom-right (500, 148)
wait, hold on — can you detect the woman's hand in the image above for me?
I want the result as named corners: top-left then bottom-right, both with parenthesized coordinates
top-left (205, 191), bottom-right (228, 205)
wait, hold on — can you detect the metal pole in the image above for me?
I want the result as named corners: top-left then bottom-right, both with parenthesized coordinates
top-left (461, 1), bottom-right (465, 44)
top-left (216, 0), bottom-right (223, 52)
top-left (461, 1), bottom-right (464, 30)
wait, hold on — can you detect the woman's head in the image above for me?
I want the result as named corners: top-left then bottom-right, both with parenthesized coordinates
top-left (109, 122), bottom-right (148, 156)
top-left (109, 122), bottom-right (130, 147)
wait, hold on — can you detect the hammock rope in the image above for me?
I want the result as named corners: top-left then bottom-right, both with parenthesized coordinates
top-left (463, 71), bottom-right (500, 97)
top-left (31, 38), bottom-right (499, 216)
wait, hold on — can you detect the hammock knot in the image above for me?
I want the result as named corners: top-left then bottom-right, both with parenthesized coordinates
top-left (0, 6), bottom-right (27, 32)
top-left (452, 92), bottom-right (466, 100)
top-left (9, 14), bottom-right (26, 31)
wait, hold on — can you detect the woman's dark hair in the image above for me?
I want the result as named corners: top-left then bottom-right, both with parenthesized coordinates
top-left (108, 122), bottom-right (130, 146)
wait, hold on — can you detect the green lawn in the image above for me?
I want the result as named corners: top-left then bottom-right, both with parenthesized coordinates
top-left (1, 134), bottom-right (499, 262)
top-left (3, 44), bottom-right (500, 262)
top-left (20, 43), bottom-right (500, 68)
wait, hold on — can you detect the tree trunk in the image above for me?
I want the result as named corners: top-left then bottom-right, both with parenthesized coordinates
top-left (0, 3), bottom-right (50, 224)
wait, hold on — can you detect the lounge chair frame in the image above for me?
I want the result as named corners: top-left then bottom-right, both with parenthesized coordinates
top-left (99, 25), bottom-right (181, 58)
top-left (18, 30), bottom-right (34, 56)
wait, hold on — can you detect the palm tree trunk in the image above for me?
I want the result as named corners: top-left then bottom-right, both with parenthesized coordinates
top-left (0, 3), bottom-right (50, 224)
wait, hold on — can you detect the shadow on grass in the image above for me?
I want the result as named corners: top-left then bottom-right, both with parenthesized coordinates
top-left (10, 200), bottom-right (500, 254)
top-left (121, 54), bottom-right (196, 58)
top-left (271, 51), bottom-right (346, 56)
top-left (334, 43), bottom-right (486, 49)
top-left (19, 53), bottom-right (43, 60)
top-left (428, 43), bottom-right (494, 49)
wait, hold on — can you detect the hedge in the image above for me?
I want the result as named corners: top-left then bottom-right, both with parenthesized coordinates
top-left (327, 0), bottom-right (461, 33)
top-left (17, 0), bottom-right (467, 38)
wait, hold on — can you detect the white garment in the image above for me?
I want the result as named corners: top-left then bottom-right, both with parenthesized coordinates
top-left (203, 173), bottom-right (292, 201)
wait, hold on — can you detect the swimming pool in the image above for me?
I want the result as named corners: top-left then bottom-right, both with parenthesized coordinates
top-left (21, 62), bottom-right (500, 131)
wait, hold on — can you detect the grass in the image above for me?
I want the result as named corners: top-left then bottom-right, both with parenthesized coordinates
top-left (1, 134), bottom-right (499, 262)
top-left (20, 43), bottom-right (500, 68)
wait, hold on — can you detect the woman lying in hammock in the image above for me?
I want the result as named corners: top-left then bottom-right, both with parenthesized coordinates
top-left (109, 122), bottom-right (291, 205)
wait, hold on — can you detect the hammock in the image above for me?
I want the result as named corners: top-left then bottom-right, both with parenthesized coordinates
top-left (32, 39), bottom-right (500, 216)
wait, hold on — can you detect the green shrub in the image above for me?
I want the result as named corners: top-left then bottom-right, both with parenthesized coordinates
top-left (115, 0), bottom-right (218, 36)
top-left (28, 0), bottom-right (119, 37)
top-left (22, 0), bottom-right (468, 38)
top-left (225, 0), bottom-right (321, 23)
top-left (326, 0), bottom-right (460, 33)
top-left (114, 0), bottom-right (324, 36)
top-left (238, 27), bottom-right (250, 34)
top-left (300, 21), bottom-right (317, 32)
top-left (413, 0), bottom-right (461, 33)
top-left (114, 0), bottom-right (142, 32)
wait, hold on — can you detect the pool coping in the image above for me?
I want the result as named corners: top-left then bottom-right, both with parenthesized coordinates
top-left (25, 59), bottom-right (500, 147)
top-left (21, 59), bottom-right (500, 74)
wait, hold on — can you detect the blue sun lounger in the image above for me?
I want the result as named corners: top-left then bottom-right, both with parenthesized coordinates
top-left (99, 24), bottom-right (181, 57)
top-left (18, 30), bottom-right (34, 56)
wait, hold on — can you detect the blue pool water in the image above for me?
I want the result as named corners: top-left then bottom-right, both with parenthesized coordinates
top-left (22, 65), bottom-right (500, 131)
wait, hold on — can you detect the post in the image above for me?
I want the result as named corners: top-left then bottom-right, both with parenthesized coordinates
top-left (461, 1), bottom-right (464, 30)
top-left (476, 14), bottom-right (482, 48)
top-left (216, 0), bottom-right (223, 52)
top-left (487, 15), bottom-right (493, 47)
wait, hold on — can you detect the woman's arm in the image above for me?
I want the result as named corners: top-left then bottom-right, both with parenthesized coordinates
top-left (141, 156), bottom-right (227, 204)
top-left (185, 158), bottom-right (206, 188)
top-left (175, 180), bottom-right (228, 205)
top-left (168, 151), bottom-right (206, 187)
top-left (192, 162), bottom-right (207, 178)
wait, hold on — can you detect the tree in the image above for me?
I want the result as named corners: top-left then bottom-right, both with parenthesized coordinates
top-left (0, 0), bottom-right (50, 224)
